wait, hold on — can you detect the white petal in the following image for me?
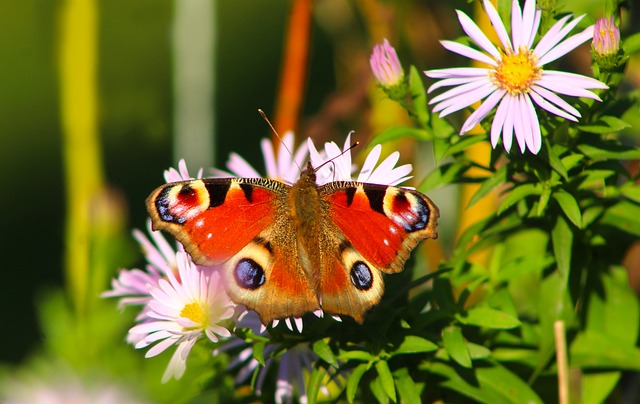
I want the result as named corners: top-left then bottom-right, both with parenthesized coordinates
top-left (460, 88), bottom-right (506, 134)
top-left (519, 0), bottom-right (537, 49)
top-left (523, 94), bottom-right (542, 153)
top-left (533, 14), bottom-right (578, 59)
top-left (428, 76), bottom-right (487, 93)
top-left (440, 40), bottom-right (497, 66)
top-left (536, 76), bottom-right (603, 101)
top-left (491, 97), bottom-right (510, 148)
top-left (261, 137), bottom-right (277, 178)
top-left (358, 144), bottom-right (382, 182)
top-left (456, 9), bottom-right (501, 59)
top-left (430, 77), bottom-right (492, 104)
top-left (146, 337), bottom-right (177, 358)
top-left (513, 95), bottom-right (527, 153)
top-left (525, 10), bottom-right (542, 48)
top-left (226, 153), bottom-right (261, 178)
top-left (511, 0), bottom-right (523, 48)
top-left (541, 70), bottom-right (608, 90)
top-left (426, 67), bottom-right (491, 79)
top-left (530, 84), bottom-right (581, 115)
top-left (529, 87), bottom-right (579, 121)
top-left (483, 0), bottom-right (512, 50)
top-left (538, 25), bottom-right (593, 66)
top-left (502, 96), bottom-right (516, 152)
top-left (436, 83), bottom-right (497, 117)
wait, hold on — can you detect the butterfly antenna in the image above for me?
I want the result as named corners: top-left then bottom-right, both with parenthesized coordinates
top-left (258, 109), bottom-right (297, 167)
top-left (314, 131), bottom-right (360, 173)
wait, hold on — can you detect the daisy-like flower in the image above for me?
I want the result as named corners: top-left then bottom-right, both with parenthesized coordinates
top-left (102, 221), bottom-right (179, 310)
top-left (425, 0), bottom-right (608, 154)
top-left (308, 132), bottom-right (413, 186)
top-left (129, 252), bottom-right (235, 382)
top-left (212, 131), bottom-right (308, 185)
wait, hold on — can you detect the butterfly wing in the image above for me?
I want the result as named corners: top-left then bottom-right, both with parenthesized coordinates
top-left (146, 177), bottom-right (319, 324)
top-left (318, 182), bottom-right (439, 322)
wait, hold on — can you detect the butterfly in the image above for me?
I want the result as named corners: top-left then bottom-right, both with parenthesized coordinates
top-left (146, 161), bottom-right (439, 324)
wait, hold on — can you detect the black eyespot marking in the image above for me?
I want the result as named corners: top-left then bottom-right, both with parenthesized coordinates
top-left (156, 186), bottom-right (188, 224)
top-left (350, 261), bottom-right (373, 291)
top-left (234, 258), bottom-right (265, 290)
top-left (407, 198), bottom-right (429, 231)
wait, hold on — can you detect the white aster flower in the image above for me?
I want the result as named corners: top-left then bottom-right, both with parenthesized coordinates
top-left (102, 221), bottom-right (179, 310)
top-left (425, 0), bottom-right (608, 154)
top-left (129, 252), bottom-right (235, 382)
top-left (164, 158), bottom-right (203, 182)
top-left (212, 131), bottom-right (308, 185)
top-left (308, 132), bottom-right (413, 186)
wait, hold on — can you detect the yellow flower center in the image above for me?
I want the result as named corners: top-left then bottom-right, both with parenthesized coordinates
top-left (492, 47), bottom-right (541, 94)
top-left (180, 302), bottom-right (207, 326)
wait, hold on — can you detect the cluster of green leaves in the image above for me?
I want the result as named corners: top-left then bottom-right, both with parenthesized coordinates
top-left (224, 6), bottom-right (640, 404)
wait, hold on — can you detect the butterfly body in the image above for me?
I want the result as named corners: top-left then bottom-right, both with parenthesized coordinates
top-left (147, 162), bottom-right (439, 324)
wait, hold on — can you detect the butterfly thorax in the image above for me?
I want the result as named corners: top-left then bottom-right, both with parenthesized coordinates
top-left (288, 163), bottom-right (324, 286)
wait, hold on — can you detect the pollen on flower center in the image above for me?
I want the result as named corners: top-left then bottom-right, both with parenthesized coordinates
top-left (180, 302), bottom-right (207, 326)
top-left (492, 47), bottom-right (541, 94)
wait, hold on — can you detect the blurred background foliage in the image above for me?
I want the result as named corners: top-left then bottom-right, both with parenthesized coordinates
top-left (1, 0), bottom-right (639, 401)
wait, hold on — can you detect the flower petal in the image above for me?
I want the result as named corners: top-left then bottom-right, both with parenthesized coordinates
top-left (456, 9), bottom-right (501, 59)
top-left (538, 25), bottom-right (593, 66)
top-left (529, 86), bottom-right (579, 121)
top-left (534, 14), bottom-right (582, 60)
top-left (425, 67), bottom-right (491, 80)
top-left (440, 40), bottom-right (497, 66)
top-left (436, 82), bottom-right (497, 117)
top-left (491, 97), bottom-right (510, 148)
top-left (511, 0), bottom-right (523, 48)
top-left (523, 94), bottom-right (542, 153)
top-left (483, 0), bottom-right (512, 50)
top-left (460, 88), bottom-right (506, 133)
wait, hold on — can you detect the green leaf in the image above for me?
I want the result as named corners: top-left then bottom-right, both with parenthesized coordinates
top-left (369, 126), bottom-right (430, 145)
top-left (571, 331), bottom-right (640, 370)
top-left (620, 182), bottom-right (640, 203)
top-left (551, 215), bottom-right (572, 280)
top-left (375, 360), bottom-right (397, 402)
top-left (340, 350), bottom-right (375, 362)
top-left (347, 363), bottom-right (369, 403)
top-left (623, 31), bottom-right (640, 55)
top-left (393, 335), bottom-right (439, 355)
top-left (553, 190), bottom-right (582, 228)
top-left (578, 116), bottom-right (631, 134)
top-left (370, 374), bottom-right (390, 404)
top-left (498, 183), bottom-right (541, 215)
top-left (578, 143), bottom-right (640, 160)
top-left (312, 339), bottom-right (337, 367)
top-left (467, 165), bottom-right (507, 208)
top-left (420, 162), bottom-right (469, 191)
top-left (546, 140), bottom-right (568, 180)
top-left (409, 65), bottom-right (429, 127)
top-left (581, 372), bottom-right (622, 404)
top-left (443, 134), bottom-right (487, 157)
top-left (536, 188), bottom-right (552, 216)
top-left (457, 306), bottom-right (521, 329)
top-left (442, 325), bottom-right (472, 368)
top-left (600, 200), bottom-right (640, 236)
top-left (307, 366), bottom-right (325, 404)
top-left (252, 341), bottom-right (266, 366)
top-left (428, 361), bottom-right (543, 403)
top-left (393, 368), bottom-right (421, 404)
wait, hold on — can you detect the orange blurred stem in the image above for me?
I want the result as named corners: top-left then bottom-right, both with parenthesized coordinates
top-left (273, 0), bottom-right (312, 146)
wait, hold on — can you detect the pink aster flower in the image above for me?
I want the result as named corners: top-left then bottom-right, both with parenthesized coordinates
top-left (425, 0), bottom-right (608, 154)
top-left (592, 16), bottom-right (620, 56)
top-left (128, 252), bottom-right (236, 382)
top-left (370, 38), bottom-right (404, 88)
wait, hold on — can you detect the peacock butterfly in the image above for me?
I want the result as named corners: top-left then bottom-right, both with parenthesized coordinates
top-left (146, 160), bottom-right (439, 324)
